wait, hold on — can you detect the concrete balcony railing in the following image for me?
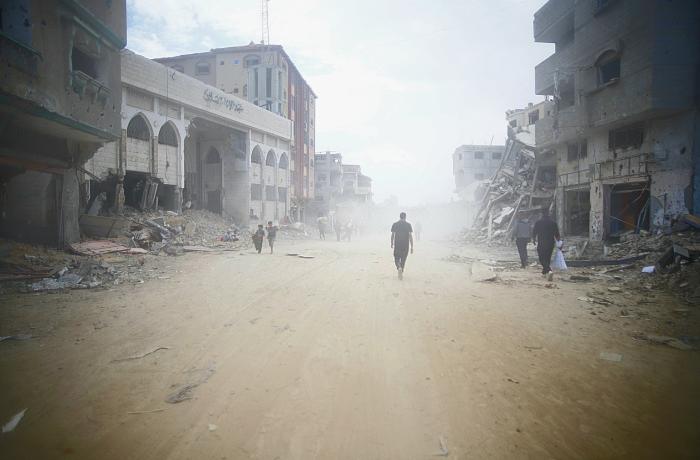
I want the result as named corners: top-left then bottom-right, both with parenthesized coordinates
top-left (535, 42), bottom-right (575, 96)
top-left (534, 0), bottom-right (575, 43)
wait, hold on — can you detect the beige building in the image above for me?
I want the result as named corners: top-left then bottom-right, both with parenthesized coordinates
top-left (0, 0), bottom-right (126, 246)
top-left (84, 51), bottom-right (292, 225)
top-left (155, 44), bottom-right (317, 222)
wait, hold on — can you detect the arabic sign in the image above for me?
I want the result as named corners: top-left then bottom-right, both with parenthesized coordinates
top-left (203, 89), bottom-right (243, 113)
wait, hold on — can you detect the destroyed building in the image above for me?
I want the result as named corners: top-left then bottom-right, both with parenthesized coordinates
top-left (533, 0), bottom-right (700, 240)
top-left (0, 0), bottom-right (127, 247)
top-left (154, 44), bottom-right (317, 223)
top-left (453, 145), bottom-right (505, 200)
top-left (83, 50), bottom-right (292, 226)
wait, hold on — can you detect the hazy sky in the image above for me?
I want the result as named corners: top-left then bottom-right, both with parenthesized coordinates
top-left (127, 0), bottom-right (553, 206)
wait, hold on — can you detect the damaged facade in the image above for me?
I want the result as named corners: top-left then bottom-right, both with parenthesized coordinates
top-left (534, 0), bottom-right (700, 240)
top-left (453, 145), bottom-right (505, 198)
top-left (0, 0), bottom-right (126, 247)
top-left (84, 50), bottom-right (292, 226)
top-left (154, 44), bottom-right (316, 223)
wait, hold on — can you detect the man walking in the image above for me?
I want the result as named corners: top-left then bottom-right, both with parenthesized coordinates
top-left (317, 215), bottom-right (327, 240)
top-left (252, 224), bottom-right (265, 254)
top-left (532, 209), bottom-right (560, 280)
top-left (266, 221), bottom-right (278, 254)
top-left (513, 216), bottom-right (531, 268)
top-left (391, 212), bottom-right (414, 280)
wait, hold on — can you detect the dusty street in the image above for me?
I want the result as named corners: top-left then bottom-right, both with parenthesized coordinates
top-left (1, 237), bottom-right (699, 459)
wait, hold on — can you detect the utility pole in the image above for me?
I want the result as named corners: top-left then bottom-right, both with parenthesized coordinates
top-left (261, 0), bottom-right (270, 44)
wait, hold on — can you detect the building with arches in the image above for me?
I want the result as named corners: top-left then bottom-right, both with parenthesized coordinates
top-left (533, 0), bottom-right (700, 240)
top-left (154, 44), bottom-right (316, 223)
top-left (85, 50), bottom-right (292, 225)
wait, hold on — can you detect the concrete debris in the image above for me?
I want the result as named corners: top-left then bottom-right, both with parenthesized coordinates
top-left (599, 352), bottom-right (623, 362)
top-left (643, 334), bottom-right (694, 351)
top-left (0, 334), bottom-right (32, 342)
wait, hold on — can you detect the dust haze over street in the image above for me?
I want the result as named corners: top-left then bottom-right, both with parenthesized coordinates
top-left (2, 235), bottom-right (699, 459)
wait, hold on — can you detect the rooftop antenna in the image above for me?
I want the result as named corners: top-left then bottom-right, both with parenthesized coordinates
top-left (261, 0), bottom-right (270, 44)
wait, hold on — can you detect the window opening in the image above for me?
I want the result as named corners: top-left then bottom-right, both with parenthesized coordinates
top-left (127, 116), bottom-right (150, 140)
top-left (195, 62), bottom-right (210, 75)
top-left (597, 50), bottom-right (620, 85)
top-left (474, 151), bottom-right (484, 159)
top-left (158, 124), bottom-right (178, 147)
top-left (72, 47), bottom-right (99, 80)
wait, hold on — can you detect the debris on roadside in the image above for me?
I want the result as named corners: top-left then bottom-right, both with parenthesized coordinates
top-left (599, 352), bottom-right (623, 362)
top-left (2, 409), bottom-right (27, 434)
top-left (0, 334), bottom-right (32, 343)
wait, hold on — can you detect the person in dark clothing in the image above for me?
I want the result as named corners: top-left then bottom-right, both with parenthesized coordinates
top-left (391, 212), bottom-right (414, 280)
top-left (532, 209), bottom-right (561, 277)
top-left (266, 221), bottom-right (277, 254)
top-left (252, 224), bottom-right (265, 254)
top-left (513, 217), bottom-right (531, 268)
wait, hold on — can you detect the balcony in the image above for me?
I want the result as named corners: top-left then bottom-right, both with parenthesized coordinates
top-left (533, 0), bottom-right (575, 43)
top-left (535, 42), bottom-right (575, 95)
top-left (535, 106), bottom-right (587, 148)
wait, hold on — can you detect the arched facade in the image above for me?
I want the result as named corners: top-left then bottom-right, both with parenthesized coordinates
top-left (249, 145), bottom-right (264, 219)
top-left (126, 113), bottom-right (152, 173)
top-left (158, 121), bottom-right (179, 185)
top-left (203, 147), bottom-right (222, 214)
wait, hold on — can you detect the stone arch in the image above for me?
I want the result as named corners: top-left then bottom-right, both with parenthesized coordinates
top-left (126, 113), bottom-right (152, 140)
top-left (279, 153), bottom-right (289, 170)
top-left (251, 145), bottom-right (263, 164)
top-left (158, 121), bottom-right (179, 147)
top-left (204, 147), bottom-right (222, 214)
top-left (265, 150), bottom-right (277, 167)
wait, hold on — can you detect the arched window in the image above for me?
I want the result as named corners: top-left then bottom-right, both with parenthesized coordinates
top-left (206, 148), bottom-right (221, 164)
top-left (266, 150), bottom-right (276, 167)
top-left (196, 61), bottom-right (210, 75)
top-left (127, 115), bottom-right (150, 141)
top-left (596, 50), bottom-right (620, 85)
top-left (251, 146), bottom-right (262, 164)
top-left (158, 123), bottom-right (178, 147)
top-left (279, 153), bottom-right (289, 169)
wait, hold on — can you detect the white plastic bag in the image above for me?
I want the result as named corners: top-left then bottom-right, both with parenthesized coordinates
top-left (552, 240), bottom-right (567, 271)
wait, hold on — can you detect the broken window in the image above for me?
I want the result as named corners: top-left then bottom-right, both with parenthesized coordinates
top-left (474, 151), bottom-right (484, 159)
top-left (72, 47), bottom-right (99, 80)
top-left (250, 184), bottom-right (262, 200)
top-left (158, 123), bottom-right (178, 147)
top-left (195, 61), bottom-right (210, 75)
top-left (492, 152), bottom-right (502, 160)
top-left (609, 124), bottom-right (644, 152)
top-left (528, 111), bottom-right (539, 124)
top-left (265, 151), bottom-right (276, 167)
top-left (597, 50), bottom-right (620, 85)
top-left (233, 88), bottom-right (239, 94)
top-left (567, 140), bottom-right (587, 162)
top-left (279, 154), bottom-right (289, 169)
top-left (126, 115), bottom-right (150, 141)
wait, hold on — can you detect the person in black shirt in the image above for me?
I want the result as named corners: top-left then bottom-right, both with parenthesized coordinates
top-left (266, 221), bottom-right (278, 254)
top-left (391, 212), bottom-right (414, 280)
top-left (532, 209), bottom-right (561, 277)
top-left (252, 224), bottom-right (265, 254)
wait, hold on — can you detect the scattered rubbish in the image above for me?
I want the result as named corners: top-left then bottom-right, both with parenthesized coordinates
top-left (182, 246), bottom-right (215, 253)
top-left (0, 334), bottom-right (32, 342)
top-left (31, 273), bottom-right (83, 291)
top-left (208, 423), bottom-right (218, 432)
top-left (643, 334), bottom-right (694, 351)
top-left (285, 253), bottom-right (300, 257)
top-left (607, 286), bottom-right (623, 293)
top-left (569, 275), bottom-right (591, 281)
top-left (127, 408), bottom-right (167, 415)
top-left (297, 255), bottom-right (315, 259)
top-left (166, 365), bottom-right (216, 404)
top-left (523, 345), bottom-right (542, 350)
top-left (567, 254), bottom-right (649, 268)
top-left (642, 266), bottom-right (656, 274)
top-left (436, 436), bottom-right (449, 457)
top-left (79, 214), bottom-right (130, 238)
top-left (599, 352), bottom-right (623, 362)
top-left (2, 408), bottom-right (27, 433)
top-left (507, 377), bottom-right (520, 384)
top-left (112, 346), bottom-right (170, 363)
top-left (70, 240), bottom-right (130, 256)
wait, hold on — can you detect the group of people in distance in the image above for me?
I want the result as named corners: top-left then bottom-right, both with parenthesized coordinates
top-left (252, 221), bottom-right (277, 254)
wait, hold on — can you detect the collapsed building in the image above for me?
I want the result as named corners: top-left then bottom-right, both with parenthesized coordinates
top-left (83, 50), bottom-right (292, 226)
top-left (533, 0), bottom-right (700, 240)
top-left (0, 0), bottom-right (127, 247)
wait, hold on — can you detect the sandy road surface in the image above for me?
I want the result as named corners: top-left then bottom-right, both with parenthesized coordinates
top-left (1, 237), bottom-right (699, 459)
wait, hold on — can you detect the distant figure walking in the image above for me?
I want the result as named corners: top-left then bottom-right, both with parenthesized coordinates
top-left (415, 221), bottom-right (423, 241)
top-left (266, 221), bottom-right (278, 254)
top-left (335, 221), bottom-right (343, 242)
top-left (317, 215), bottom-right (327, 240)
top-left (513, 216), bottom-right (531, 268)
top-left (391, 212), bottom-right (414, 280)
top-left (532, 209), bottom-right (560, 279)
top-left (252, 224), bottom-right (265, 254)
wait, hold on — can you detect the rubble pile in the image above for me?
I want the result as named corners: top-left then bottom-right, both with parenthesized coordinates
top-left (278, 222), bottom-right (313, 240)
top-left (465, 139), bottom-right (553, 244)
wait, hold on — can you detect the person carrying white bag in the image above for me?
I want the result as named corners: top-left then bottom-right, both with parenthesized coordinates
top-left (551, 239), bottom-right (567, 271)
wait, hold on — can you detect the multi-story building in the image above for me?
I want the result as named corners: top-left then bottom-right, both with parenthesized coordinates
top-left (154, 44), bottom-right (317, 222)
top-left (314, 152), bottom-right (344, 212)
top-left (534, 0), bottom-right (700, 239)
top-left (0, 0), bottom-right (126, 246)
top-left (84, 51), bottom-right (292, 225)
top-left (452, 145), bottom-right (505, 194)
top-left (341, 164), bottom-right (372, 203)
top-left (506, 100), bottom-right (555, 146)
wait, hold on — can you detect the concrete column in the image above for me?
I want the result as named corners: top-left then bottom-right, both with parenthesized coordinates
top-left (59, 168), bottom-right (81, 247)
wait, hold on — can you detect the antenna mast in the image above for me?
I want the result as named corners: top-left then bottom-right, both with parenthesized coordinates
top-left (261, 0), bottom-right (270, 44)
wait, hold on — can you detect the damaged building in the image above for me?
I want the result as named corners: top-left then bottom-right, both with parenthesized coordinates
top-left (533, 0), bottom-right (700, 240)
top-left (0, 0), bottom-right (127, 247)
top-left (83, 50), bottom-right (292, 226)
